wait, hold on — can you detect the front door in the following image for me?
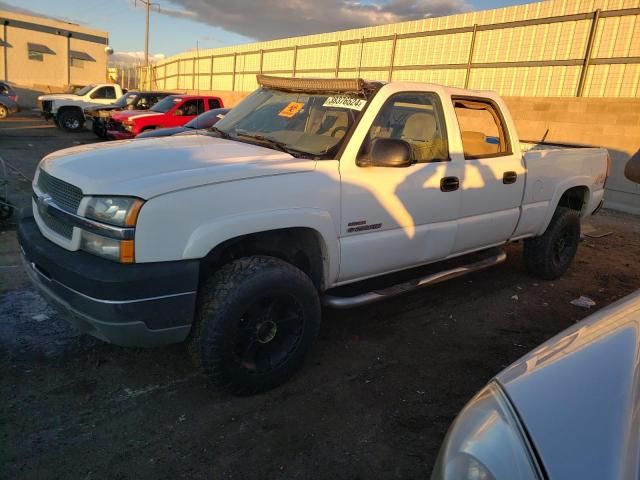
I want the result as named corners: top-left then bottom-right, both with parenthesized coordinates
top-left (338, 91), bottom-right (462, 283)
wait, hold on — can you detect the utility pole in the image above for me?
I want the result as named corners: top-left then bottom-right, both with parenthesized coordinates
top-left (134, 0), bottom-right (160, 66)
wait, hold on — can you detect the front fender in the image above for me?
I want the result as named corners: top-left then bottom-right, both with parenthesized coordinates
top-left (182, 209), bottom-right (340, 287)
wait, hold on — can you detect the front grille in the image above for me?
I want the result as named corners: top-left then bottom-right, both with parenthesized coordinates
top-left (40, 209), bottom-right (74, 239)
top-left (37, 169), bottom-right (83, 214)
top-left (42, 100), bottom-right (52, 113)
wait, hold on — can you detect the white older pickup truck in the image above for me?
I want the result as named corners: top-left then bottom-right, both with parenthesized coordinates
top-left (19, 76), bottom-right (609, 394)
top-left (38, 83), bottom-right (125, 132)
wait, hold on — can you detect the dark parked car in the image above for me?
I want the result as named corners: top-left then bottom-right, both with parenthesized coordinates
top-left (136, 108), bottom-right (230, 139)
top-left (0, 81), bottom-right (18, 103)
top-left (85, 91), bottom-right (177, 138)
top-left (0, 95), bottom-right (19, 119)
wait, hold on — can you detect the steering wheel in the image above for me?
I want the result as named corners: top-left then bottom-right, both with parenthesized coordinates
top-left (330, 126), bottom-right (348, 138)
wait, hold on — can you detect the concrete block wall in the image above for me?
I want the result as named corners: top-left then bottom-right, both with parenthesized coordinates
top-left (504, 97), bottom-right (640, 214)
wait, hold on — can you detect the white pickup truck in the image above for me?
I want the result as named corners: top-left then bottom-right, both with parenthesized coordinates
top-left (38, 83), bottom-right (125, 132)
top-left (19, 75), bottom-right (609, 394)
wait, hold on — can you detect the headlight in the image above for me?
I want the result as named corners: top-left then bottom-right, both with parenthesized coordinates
top-left (85, 196), bottom-right (143, 227)
top-left (431, 382), bottom-right (543, 480)
top-left (80, 230), bottom-right (135, 263)
top-left (123, 123), bottom-right (134, 132)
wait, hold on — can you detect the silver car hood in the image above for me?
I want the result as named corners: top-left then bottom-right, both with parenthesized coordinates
top-left (497, 291), bottom-right (640, 479)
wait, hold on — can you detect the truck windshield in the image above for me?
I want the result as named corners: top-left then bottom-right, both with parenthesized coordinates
top-left (75, 84), bottom-right (95, 96)
top-left (114, 92), bottom-right (138, 108)
top-left (151, 96), bottom-right (181, 113)
top-left (212, 88), bottom-right (367, 157)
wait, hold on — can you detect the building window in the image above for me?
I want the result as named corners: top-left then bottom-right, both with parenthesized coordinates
top-left (70, 57), bottom-right (84, 69)
top-left (28, 50), bottom-right (44, 62)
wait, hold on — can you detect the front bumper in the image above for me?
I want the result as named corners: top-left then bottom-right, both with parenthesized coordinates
top-left (106, 129), bottom-right (134, 140)
top-left (18, 216), bottom-right (200, 347)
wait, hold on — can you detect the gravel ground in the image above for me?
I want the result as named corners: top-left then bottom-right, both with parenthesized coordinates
top-left (1, 112), bottom-right (639, 479)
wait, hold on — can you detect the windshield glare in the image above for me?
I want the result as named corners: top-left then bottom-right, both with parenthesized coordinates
top-left (151, 96), bottom-right (181, 113)
top-left (213, 88), bottom-right (367, 157)
top-left (75, 84), bottom-right (95, 96)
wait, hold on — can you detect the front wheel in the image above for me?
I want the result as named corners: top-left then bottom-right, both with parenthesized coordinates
top-left (0, 105), bottom-right (8, 120)
top-left (189, 256), bottom-right (321, 395)
top-left (58, 110), bottom-right (85, 132)
top-left (523, 207), bottom-right (580, 280)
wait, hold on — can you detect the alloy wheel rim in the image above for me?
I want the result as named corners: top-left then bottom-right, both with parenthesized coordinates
top-left (234, 294), bottom-right (304, 374)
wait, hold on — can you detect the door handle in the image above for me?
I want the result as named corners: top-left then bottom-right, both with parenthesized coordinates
top-left (440, 176), bottom-right (460, 192)
top-left (503, 171), bottom-right (518, 184)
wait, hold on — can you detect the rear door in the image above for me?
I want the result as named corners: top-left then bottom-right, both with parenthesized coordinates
top-left (450, 96), bottom-right (525, 253)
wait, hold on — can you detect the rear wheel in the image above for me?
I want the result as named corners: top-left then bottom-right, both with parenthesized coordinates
top-left (58, 109), bottom-right (85, 132)
top-left (523, 207), bottom-right (580, 280)
top-left (189, 256), bottom-right (321, 395)
top-left (0, 105), bottom-right (8, 120)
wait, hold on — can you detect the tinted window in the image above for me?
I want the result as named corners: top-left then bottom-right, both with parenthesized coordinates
top-left (92, 86), bottom-right (116, 99)
top-left (208, 99), bottom-right (221, 109)
top-left (178, 99), bottom-right (204, 116)
top-left (366, 92), bottom-right (448, 163)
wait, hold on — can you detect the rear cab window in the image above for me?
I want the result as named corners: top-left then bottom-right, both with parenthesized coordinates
top-left (452, 97), bottom-right (511, 159)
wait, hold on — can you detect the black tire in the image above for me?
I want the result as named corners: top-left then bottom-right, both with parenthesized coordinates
top-left (523, 207), bottom-right (580, 280)
top-left (189, 256), bottom-right (321, 395)
top-left (92, 119), bottom-right (108, 139)
top-left (0, 105), bottom-right (8, 120)
top-left (58, 109), bottom-right (85, 132)
top-left (0, 197), bottom-right (13, 220)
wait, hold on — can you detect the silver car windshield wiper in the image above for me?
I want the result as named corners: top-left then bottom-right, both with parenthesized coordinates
top-left (209, 126), bottom-right (232, 139)
top-left (234, 129), bottom-right (306, 157)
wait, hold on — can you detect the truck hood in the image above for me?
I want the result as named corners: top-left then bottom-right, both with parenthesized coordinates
top-left (39, 134), bottom-right (315, 199)
top-left (497, 291), bottom-right (640, 480)
top-left (111, 110), bottom-right (162, 123)
top-left (38, 94), bottom-right (80, 101)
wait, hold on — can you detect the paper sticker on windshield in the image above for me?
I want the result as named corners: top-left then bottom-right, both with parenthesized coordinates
top-left (278, 102), bottom-right (305, 118)
top-left (323, 96), bottom-right (367, 111)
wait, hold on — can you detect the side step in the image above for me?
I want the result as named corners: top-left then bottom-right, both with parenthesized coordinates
top-left (323, 248), bottom-right (507, 309)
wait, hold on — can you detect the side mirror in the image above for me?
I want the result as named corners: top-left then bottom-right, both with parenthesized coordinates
top-left (357, 138), bottom-right (413, 168)
top-left (624, 150), bottom-right (640, 184)
top-left (174, 108), bottom-right (184, 116)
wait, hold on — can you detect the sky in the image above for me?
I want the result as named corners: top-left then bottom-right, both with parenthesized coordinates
top-left (1, 0), bottom-right (529, 64)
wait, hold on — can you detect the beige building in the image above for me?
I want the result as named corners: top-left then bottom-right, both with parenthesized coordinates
top-left (0, 9), bottom-right (108, 89)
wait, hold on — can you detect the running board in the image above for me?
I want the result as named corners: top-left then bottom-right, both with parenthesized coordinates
top-left (323, 249), bottom-right (507, 309)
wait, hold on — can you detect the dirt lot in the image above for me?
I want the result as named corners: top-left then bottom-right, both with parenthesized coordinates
top-left (1, 112), bottom-right (639, 480)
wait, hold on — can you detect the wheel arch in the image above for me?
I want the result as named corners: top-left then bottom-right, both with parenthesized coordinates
top-left (181, 209), bottom-right (340, 290)
top-left (536, 181), bottom-right (592, 236)
top-left (200, 227), bottom-right (328, 290)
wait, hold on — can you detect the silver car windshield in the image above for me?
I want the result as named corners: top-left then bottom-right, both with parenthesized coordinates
top-left (212, 88), bottom-right (367, 157)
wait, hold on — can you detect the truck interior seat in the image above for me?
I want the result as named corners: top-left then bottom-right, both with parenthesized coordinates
top-left (461, 131), bottom-right (499, 157)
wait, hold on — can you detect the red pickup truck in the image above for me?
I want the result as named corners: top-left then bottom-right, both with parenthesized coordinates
top-left (107, 94), bottom-right (224, 139)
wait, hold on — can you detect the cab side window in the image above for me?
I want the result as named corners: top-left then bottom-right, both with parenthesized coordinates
top-left (178, 99), bottom-right (204, 116)
top-left (208, 99), bottom-right (221, 109)
top-left (91, 86), bottom-right (116, 99)
top-left (366, 92), bottom-right (448, 163)
top-left (453, 98), bottom-right (510, 159)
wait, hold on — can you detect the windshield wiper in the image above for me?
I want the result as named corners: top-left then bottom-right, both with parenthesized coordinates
top-left (234, 130), bottom-right (305, 157)
top-left (209, 126), bottom-right (232, 139)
